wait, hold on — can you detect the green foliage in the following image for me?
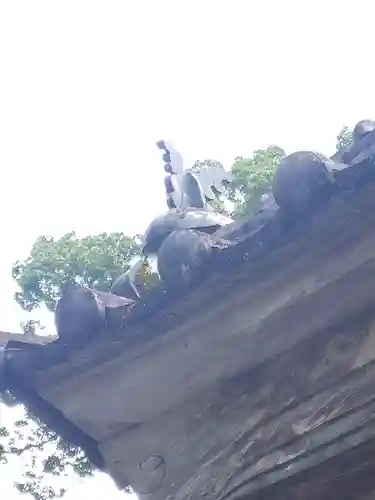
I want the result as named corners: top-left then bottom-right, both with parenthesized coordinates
top-left (12, 232), bottom-right (141, 312)
top-left (229, 145), bottom-right (285, 216)
top-left (192, 158), bottom-right (225, 172)
top-left (336, 125), bottom-right (353, 151)
top-left (194, 146), bottom-right (285, 218)
top-left (21, 320), bottom-right (45, 336)
top-left (194, 126), bottom-right (355, 218)
top-left (0, 408), bottom-right (93, 500)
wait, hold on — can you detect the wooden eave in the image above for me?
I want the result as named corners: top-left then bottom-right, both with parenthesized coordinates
top-left (4, 156), bottom-right (375, 499)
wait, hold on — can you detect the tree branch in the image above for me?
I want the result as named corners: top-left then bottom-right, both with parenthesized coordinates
top-left (4, 437), bottom-right (53, 456)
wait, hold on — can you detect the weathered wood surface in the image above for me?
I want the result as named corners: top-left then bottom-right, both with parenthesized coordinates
top-left (0, 332), bottom-right (55, 393)
top-left (9, 185), bottom-right (375, 500)
top-left (96, 315), bottom-right (375, 500)
top-left (0, 331), bottom-right (55, 346)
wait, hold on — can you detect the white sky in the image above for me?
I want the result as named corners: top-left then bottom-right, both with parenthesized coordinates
top-left (1, 0), bottom-right (375, 498)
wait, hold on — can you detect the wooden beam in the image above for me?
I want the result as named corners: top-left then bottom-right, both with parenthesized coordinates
top-left (0, 331), bottom-right (56, 346)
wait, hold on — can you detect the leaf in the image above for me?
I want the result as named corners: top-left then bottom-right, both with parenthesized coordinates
top-left (336, 125), bottom-right (353, 151)
top-left (14, 420), bottom-right (29, 428)
top-left (43, 455), bottom-right (64, 474)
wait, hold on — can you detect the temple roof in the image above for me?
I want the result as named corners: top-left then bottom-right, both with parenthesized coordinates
top-left (3, 124), bottom-right (375, 499)
top-left (6, 138), bottom-right (375, 374)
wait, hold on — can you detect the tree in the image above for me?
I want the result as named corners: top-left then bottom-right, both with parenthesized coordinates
top-left (3, 231), bottom-right (143, 500)
top-left (336, 125), bottom-right (353, 151)
top-left (0, 412), bottom-right (94, 500)
top-left (195, 125), bottom-right (351, 218)
top-left (229, 145), bottom-right (285, 216)
top-left (12, 232), bottom-right (141, 312)
top-left (192, 146), bottom-right (285, 218)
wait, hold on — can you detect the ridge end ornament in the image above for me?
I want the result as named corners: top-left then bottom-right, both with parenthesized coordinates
top-left (157, 140), bottom-right (231, 211)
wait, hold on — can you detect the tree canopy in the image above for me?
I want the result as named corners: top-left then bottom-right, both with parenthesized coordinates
top-left (193, 145), bottom-right (285, 217)
top-left (12, 232), bottom-right (141, 312)
top-left (229, 145), bottom-right (285, 216)
top-left (336, 125), bottom-right (353, 151)
top-left (0, 411), bottom-right (94, 500)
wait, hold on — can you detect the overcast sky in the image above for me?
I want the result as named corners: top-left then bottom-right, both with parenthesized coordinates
top-left (1, 0), bottom-right (375, 498)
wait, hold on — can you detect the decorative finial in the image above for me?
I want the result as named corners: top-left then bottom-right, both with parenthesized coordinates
top-left (156, 141), bottom-right (231, 211)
